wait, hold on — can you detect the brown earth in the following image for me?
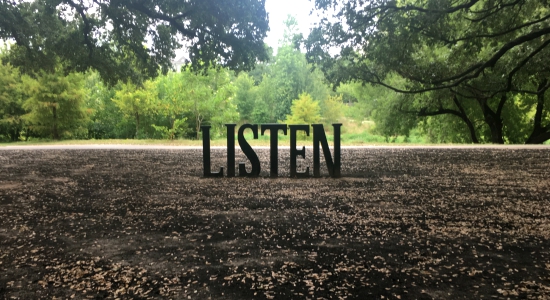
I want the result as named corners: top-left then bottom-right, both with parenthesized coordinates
top-left (0, 147), bottom-right (549, 299)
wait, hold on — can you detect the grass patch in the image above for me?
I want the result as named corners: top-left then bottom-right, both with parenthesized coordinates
top-left (0, 135), bottom-right (430, 147)
top-left (0, 134), bottom-right (444, 147)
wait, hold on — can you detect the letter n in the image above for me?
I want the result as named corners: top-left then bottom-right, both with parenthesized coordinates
top-left (313, 123), bottom-right (341, 178)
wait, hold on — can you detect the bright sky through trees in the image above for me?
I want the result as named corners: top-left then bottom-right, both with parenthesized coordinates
top-left (264, 0), bottom-right (318, 50)
top-left (173, 0), bottom-right (318, 62)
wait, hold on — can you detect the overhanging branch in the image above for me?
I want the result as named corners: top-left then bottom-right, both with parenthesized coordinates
top-left (65, 0), bottom-right (94, 60)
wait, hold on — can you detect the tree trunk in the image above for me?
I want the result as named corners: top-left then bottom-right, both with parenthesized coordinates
top-left (135, 112), bottom-right (140, 139)
top-left (169, 118), bottom-right (175, 140)
top-left (526, 79), bottom-right (550, 144)
top-left (52, 105), bottom-right (60, 140)
top-left (9, 127), bottom-right (20, 141)
top-left (452, 96), bottom-right (479, 143)
top-left (480, 99), bottom-right (504, 144)
top-left (484, 113), bottom-right (504, 144)
top-left (195, 98), bottom-right (199, 140)
top-left (526, 131), bottom-right (550, 144)
top-left (196, 115), bottom-right (201, 140)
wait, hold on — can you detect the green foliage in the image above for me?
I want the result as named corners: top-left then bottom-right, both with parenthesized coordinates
top-left (0, 62), bottom-right (25, 141)
top-left (338, 82), bottom-right (387, 121)
top-left (336, 79), bottom-right (421, 139)
top-left (112, 81), bottom-right (158, 138)
top-left (280, 15), bottom-right (302, 48)
top-left (244, 16), bottom-right (331, 124)
top-left (418, 116), bottom-right (475, 144)
top-left (153, 72), bottom-right (194, 138)
top-left (257, 45), bottom-right (329, 122)
top-left (306, 0), bottom-right (550, 144)
top-left (284, 93), bottom-right (321, 125)
top-left (233, 73), bottom-right (258, 122)
top-left (0, 0), bottom-right (269, 84)
top-left (153, 67), bottom-right (238, 139)
top-left (84, 71), bottom-right (132, 139)
top-left (320, 95), bottom-right (344, 126)
top-left (83, 66), bottom-right (240, 141)
top-left (371, 94), bottom-right (417, 140)
top-left (206, 69), bottom-right (239, 138)
top-left (22, 70), bottom-right (88, 140)
top-left (251, 74), bottom-right (276, 123)
top-left (151, 119), bottom-right (187, 140)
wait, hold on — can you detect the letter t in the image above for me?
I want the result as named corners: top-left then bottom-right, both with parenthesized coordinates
top-left (261, 124), bottom-right (287, 178)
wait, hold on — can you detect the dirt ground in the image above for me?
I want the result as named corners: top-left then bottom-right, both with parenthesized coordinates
top-left (0, 147), bottom-right (549, 299)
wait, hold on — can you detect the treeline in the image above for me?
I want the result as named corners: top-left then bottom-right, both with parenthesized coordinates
top-left (2, 39), bottom-right (548, 144)
top-left (2, 11), bottom-right (549, 144)
top-left (3, 42), bottom-right (546, 144)
top-left (0, 43), bottom-right (350, 142)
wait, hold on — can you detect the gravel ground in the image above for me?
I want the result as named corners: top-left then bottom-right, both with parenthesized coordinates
top-left (0, 147), bottom-right (549, 299)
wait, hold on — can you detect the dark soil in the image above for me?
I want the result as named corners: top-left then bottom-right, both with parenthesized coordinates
top-left (0, 147), bottom-right (549, 299)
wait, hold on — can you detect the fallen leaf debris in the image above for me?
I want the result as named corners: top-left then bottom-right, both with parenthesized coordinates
top-left (0, 148), bottom-right (549, 299)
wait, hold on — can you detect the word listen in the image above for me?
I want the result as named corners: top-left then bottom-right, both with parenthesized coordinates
top-left (201, 123), bottom-right (342, 178)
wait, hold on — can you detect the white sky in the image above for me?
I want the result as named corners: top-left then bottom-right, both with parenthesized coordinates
top-left (264, 0), bottom-right (319, 50)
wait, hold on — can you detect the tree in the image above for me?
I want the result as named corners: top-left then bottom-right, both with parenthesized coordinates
top-left (284, 93), bottom-right (321, 125)
top-left (22, 70), bottom-right (88, 140)
top-left (233, 73), bottom-right (258, 122)
top-left (306, 0), bottom-right (550, 144)
top-left (0, 62), bottom-right (24, 141)
top-left (112, 81), bottom-right (158, 138)
top-left (337, 82), bottom-right (383, 121)
top-left (84, 71), bottom-right (136, 139)
top-left (180, 68), bottom-right (219, 139)
top-left (371, 92), bottom-right (424, 142)
top-left (261, 45), bottom-right (330, 122)
top-left (206, 70), bottom-right (239, 137)
top-left (250, 45), bottom-right (331, 123)
top-left (252, 74), bottom-right (277, 123)
top-left (243, 15), bottom-right (331, 123)
top-left (167, 67), bottom-right (238, 139)
top-left (152, 72), bottom-right (192, 139)
top-left (0, 0), bottom-right (269, 84)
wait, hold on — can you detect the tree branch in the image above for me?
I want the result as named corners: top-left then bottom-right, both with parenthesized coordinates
top-left (439, 14), bottom-right (550, 45)
top-left (463, 0), bottom-right (523, 22)
top-left (424, 26), bottom-right (550, 86)
top-left (376, 0), bottom-right (480, 15)
top-left (505, 39), bottom-right (550, 91)
top-left (364, 26), bottom-right (550, 94)
top-left (533, 79), bottom-right (549, 132)
top-left (64, 0), bottom-right (94, 60)
top-left (496, 93), bottom-right (507, 118)
top-left (125, 2), bottom-right (196, 39)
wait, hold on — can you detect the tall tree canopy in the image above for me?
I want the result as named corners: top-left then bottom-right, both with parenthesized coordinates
top-left (0, 0), bottom-right (269, 84)
top-left (306, 0), bottom-right (550, 144)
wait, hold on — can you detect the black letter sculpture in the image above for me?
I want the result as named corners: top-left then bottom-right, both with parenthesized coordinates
top-left (261, 124), bottom-right (288, 178)
top-left (225, 124), bottom-right (236, 177)
top-left (200, 125), bottom-right (223, 177)
top-left (201, 123), bottom-right (342, 178)
top-left (238, 124), bottom-right (261, 177)
top-left (313, 124), bottom-right (341, 178)
top-left (289, 124), bottom-right (310, 177)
